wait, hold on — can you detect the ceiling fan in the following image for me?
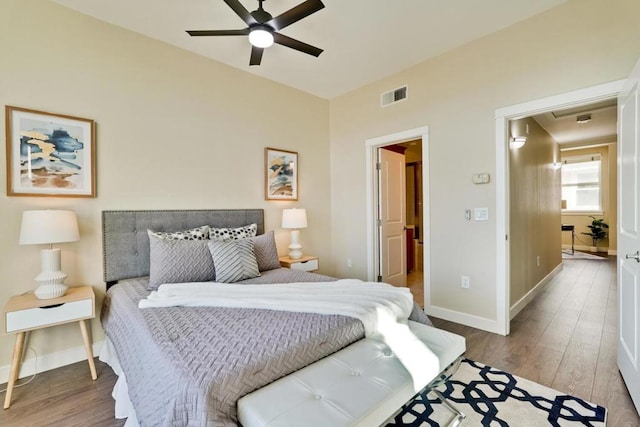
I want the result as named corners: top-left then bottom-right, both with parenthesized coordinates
top-left (187, 0), bottom-right (325, 66)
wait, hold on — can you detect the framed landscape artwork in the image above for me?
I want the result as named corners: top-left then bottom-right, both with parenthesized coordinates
top-left (265, 147), bottom-right (298, 201)
top-left (5, 106), bottom-right (96, 197)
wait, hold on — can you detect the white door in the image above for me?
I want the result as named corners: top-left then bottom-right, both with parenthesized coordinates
top-left (378, 148), bottom-right (407, 286)
top-left (618, 57), bottom-right (640, 414)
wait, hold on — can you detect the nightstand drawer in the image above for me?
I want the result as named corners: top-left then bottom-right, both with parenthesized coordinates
top-left (290, 258), bottom-right (319, 272)
top-left (5, 299), bottom-right (93, 333)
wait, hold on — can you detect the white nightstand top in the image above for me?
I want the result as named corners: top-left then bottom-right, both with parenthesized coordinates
top-left (279, 255), bottom-right (318, 264)
top-left (3, 286), bottom-right (94, 312)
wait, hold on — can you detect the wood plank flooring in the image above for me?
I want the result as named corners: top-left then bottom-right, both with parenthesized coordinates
top-left (1, 257), bottom-right (638, 426)
top-left (431, 257), bottom-right (640, 426)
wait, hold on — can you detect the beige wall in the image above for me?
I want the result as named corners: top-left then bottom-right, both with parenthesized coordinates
top-left (0, 1), bottom-right (330, 370)
top-left (561, 144), bottom-right (617, 252)
top-left (509, 118), bottom-right (562, 306)
top-left (329, 0), bottom-right (640, 323)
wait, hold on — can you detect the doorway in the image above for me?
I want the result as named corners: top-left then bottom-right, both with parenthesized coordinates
top-left (495, 79), bottom-right (625, 335)
top-left (365, 126), bottom-right (430, 307)
top-left (507, 101), bottom-right (618, 320)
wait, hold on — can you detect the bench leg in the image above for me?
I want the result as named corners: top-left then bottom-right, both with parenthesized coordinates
top-left (432, 389), bottom-right (466, 427)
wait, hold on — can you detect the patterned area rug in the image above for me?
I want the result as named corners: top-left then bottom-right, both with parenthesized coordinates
top-left (386, 359), bottom-right (606, 426)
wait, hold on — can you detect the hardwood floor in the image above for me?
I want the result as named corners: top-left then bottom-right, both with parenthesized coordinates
top-left (432, 257), bottom-right (640, 426)
top-left (1, 257), bottom-right (637, 425)
top-left (407, 270), bottom-right (424, 307)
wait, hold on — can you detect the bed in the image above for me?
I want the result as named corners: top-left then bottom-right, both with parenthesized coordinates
top-left (99, 209), bottom-right (435, 426)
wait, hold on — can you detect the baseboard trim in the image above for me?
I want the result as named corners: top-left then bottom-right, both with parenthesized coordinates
top-left (510, 263), bottom-right (563, 320)
top-left (426, 305), bottom-right (505, 336)
top-left (1, 340), bottom-right (104, 383)
top-left (563, 244), bottom-right (610, 253)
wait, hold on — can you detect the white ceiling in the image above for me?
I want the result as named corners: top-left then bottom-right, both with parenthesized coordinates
top-left (51, 0), bottom-right (567, 99)
top-left (533, 99), bottom-right (618, 146)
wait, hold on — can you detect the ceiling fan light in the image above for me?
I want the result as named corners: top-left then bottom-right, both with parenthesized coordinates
top-left (249, 28), bottom-right (274, 48)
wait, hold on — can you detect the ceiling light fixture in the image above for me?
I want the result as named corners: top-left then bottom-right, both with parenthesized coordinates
top-left (249, 27), bottom-right (274, 48)
top-left (576, 114), bottom-right (592, 124)
top-left (510, 136), bottom-right (527, 149)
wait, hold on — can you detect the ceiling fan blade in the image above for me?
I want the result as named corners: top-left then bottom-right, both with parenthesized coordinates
top-left (273, 32), bottom-right (323, 57)
top-left (186, 29), bottom-right (250, 37)
top-left (223, 0), bottom-right (258, 26)
top-left (268, 0), bottom-right (325, 31)
top-left (249, 46), bottom-right (264, 66)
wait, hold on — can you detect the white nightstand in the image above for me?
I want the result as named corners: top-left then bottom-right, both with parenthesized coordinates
top-left (279, 255), bottom-right (319, 272)
top-left (2, 286), bottom-right (97, 409)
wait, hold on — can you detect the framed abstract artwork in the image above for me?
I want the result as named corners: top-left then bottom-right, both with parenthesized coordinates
top-left (5, 106), bottom-right (96, 197)
top-left (265, 147), bottom-right (298, 201)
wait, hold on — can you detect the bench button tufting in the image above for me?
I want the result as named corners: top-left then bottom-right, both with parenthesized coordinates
top-left (383, 350), bottom-right (393, 357)
top-left (351, 371), bottom-right (360, 376)
top-left (314, 395), bottom-right (322, 400)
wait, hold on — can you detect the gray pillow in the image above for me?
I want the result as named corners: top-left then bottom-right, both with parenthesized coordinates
top-left (252, 231), bottom-right (281, 272)
top-left (148, 225), bottom-right (209, 240)
top-left (208, 239), bottom-right (260, 283)
top-left (148, 232), bottom-right (216, 289)
top-left (209, 223), bottom-right (257, 241)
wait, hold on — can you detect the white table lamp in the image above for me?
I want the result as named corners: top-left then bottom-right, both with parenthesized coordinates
top-left (282, 208), bottom-right (307, 260)
top-left (19, 210), bottom-right (80, 299)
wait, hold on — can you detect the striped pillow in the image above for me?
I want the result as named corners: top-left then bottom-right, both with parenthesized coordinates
top-left (208, 238), bottom-right (260, 283)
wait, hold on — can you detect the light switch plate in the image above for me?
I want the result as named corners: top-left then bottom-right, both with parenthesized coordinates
top-left (475, 207), bottom-right (489, 221)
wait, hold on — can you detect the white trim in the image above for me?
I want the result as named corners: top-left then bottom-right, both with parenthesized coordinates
top-left (495, 79), bottom-right (624, 337)
top-left (510, 263), bottom-right (563, 320)
top-left (563, 244), bottom-right (611, 253)
top-left (1, 340), bottom-right (104, 382)
top-left (365, 126), bottom-right (430, 302)
top-left (426, 305), bottom-right (504, 335)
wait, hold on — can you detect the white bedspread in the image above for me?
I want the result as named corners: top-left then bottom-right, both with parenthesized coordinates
top-left (139, 279), bottom-right (414, 338)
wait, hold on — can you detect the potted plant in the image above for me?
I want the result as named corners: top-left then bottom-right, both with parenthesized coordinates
top-left (581, 216), bottom-right (609, 252)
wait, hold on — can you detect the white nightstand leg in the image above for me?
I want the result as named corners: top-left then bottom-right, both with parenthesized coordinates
top-left (78, 320), bottom-right (97, 380)
top-left (4, 331), bottom-right (26, 409)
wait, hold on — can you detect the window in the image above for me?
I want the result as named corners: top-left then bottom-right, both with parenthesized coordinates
top-left (561, 154), bottom-right (602, 212)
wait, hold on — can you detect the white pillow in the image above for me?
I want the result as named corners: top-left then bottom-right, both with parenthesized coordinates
top-left (209, 223), bottom-right (257, 241)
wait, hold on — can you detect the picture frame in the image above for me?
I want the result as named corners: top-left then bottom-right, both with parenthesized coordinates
top-left (265, 147), bottom-right (298, 201)
top-left (5, 105), bottom-right (96, 197)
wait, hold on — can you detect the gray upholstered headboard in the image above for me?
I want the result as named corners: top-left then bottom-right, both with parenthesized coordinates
top-left (102, 209), bottom-right (265, 285)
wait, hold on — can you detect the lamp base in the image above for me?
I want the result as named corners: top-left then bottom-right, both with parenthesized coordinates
top-left (34, 248), bottom-right (68, 300)
top-left (288, 230), bottom-right (303, 260)
top-left (35, 283), bottom-right (68, 300)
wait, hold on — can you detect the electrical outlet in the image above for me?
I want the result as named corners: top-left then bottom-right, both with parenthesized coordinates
top-left (461, 275), bottom-right (470, 289)
top-left (347, 258), bottom-right (352, 268)
top-left (536, 256), bottom-right (540, 267)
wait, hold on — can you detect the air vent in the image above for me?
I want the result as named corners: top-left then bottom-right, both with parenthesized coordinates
top-left (381, 85), bottom-right (408, 107)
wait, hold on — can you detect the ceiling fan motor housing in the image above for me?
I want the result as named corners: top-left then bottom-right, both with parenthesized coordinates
top-left (186, 0), bottom-right (325, 66)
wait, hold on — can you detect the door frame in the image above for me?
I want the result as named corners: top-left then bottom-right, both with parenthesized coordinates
top-left (495, 80), bottom-right (625, 335)
top-left (365, 126), bottom-right (430, 298)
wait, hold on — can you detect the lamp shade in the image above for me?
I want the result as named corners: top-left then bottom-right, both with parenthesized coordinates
top-left (19, 210), bottom-right (80, 245)
top-left (282, 208), bottom-right (307, 229)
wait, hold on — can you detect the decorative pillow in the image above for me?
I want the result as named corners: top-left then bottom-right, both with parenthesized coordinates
top-left (208, 238), bottom-right (260, 283)
top-left (148, 232), bottom-right (215, 289)
top-left (252, 231), bottom-right (281, 272)
top-left (209, 223), bottom-right (258, 241)
top-left (148, 225), bottom-right (209, 241)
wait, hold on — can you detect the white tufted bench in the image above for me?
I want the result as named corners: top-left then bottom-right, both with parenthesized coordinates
top-left (238, 321), bottom-right (466, 427)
